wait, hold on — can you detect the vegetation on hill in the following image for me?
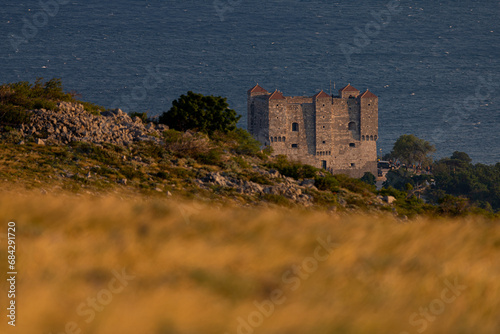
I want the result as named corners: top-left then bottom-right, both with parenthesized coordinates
top-left (0, 78), bottom-right (106, 126)
top-left (0, 79), bottom-right (498, 218)
top-left (158, 91), bottom-right (241, 136)
top-left (431, 152), bottom-right (500, 211)
top-left (386, 134), bottom-right (436, 167)
top-left (383, 149), bottom-right (500, 215)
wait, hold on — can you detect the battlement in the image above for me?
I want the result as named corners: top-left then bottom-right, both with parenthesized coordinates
top-left (247, 84), bottom-right (379, 177)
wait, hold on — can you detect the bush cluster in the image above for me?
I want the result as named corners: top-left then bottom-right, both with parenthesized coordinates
top-left (0, 78), bottom-right (106, 125)
top-left (266, 155), bottom-right (318, 179)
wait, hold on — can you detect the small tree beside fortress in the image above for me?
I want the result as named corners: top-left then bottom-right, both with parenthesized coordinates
top-left (159, 91), bottom-right (240, 137)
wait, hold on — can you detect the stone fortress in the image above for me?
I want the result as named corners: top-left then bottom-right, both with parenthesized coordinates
top-left (247, 84), bottom-right (378, 178)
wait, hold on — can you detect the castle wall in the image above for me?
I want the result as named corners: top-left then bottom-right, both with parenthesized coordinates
top-left (248, 85), bottom-right (378, 178)
top-left (360, 95), bottom-right (378, 142)
top-left (248, 95), bottom-right (270, 145)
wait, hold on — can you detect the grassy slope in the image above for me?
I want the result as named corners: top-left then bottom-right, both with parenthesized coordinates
top-left (0, 129), bottom-right (384, 212)
top-left (0, 192), bottom-right (499, 334)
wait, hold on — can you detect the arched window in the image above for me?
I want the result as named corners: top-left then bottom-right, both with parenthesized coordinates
top-left (370, 135), bottom-right (374, 141)
top-left (361, 135), bottom-right (365, 141)
top-left (274, 137), bottom-right (277, 142)
top-left (278, 137), bottom-right (282, 142)
top-left (270, 137), bottom-right (274, 143)
top-left (292, 122), bottom-right (299, 131)
top-left (374, 135), bottom-right (378, 140)
top-left (282, 136), bottom-right (286, 142)
top-left (348, 122), bottom-right (356, 131)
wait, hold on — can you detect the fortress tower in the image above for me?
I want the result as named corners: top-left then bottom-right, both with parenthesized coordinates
top-left (247, 84), bottom-right (378, 177)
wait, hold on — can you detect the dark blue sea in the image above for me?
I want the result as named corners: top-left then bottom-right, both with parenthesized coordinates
top-left (1, 0), bottom-right (499, 164)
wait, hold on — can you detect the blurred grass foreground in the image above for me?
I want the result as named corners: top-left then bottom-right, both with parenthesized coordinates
top-left (0, 191), bottom-right (499, 334)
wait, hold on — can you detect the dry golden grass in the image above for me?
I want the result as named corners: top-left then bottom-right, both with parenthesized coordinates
top-left (0, 191), bottom-right (499, 334)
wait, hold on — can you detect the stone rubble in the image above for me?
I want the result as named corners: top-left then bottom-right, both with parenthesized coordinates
top-left (20, 102), bottom-right (168, 146)
top-left (200, 171), bottom-right (314, 206)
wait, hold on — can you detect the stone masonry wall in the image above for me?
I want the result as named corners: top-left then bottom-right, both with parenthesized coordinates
top-left (248, 85), bottom-right (379, 178)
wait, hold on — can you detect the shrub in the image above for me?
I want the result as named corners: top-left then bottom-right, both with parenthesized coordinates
top-left (395, 196), bottom-right (434, 218)
top-left (379, 186), bottom-right (407, 200)
top-left (163, 129), bottom-right (184, 144)
top-left (0, 78), bottom-right (106, 124)
top-left (231, 156), bottom-right (251, 169)
top-left (130, 112), bottom-right (148, 123)
top-left (32, 98), bottom-right (57, 111)
top-left (196, 148), bottom-right (224, 166)
top-left (210, 128), bottom-right (262, 157)
top-left (360, 172), bottom-right (376, 186)
top-left (249, 173), bottom-right (273, 185)
top-left (257, 146), bottom-right (273, 160)
top-left (232, 128), bottom-right (261, 156)
top-left (310, 191), bottom-right (338, 206)
top-left (261, 193), bottom-right (290, 206)
top-left (314, 175), bottom-right (339, 192)
top-left (267, 155), bottom-right (318, 180)
top-left (163, 130), bottom-right (211, 158)
top-left (0, 105), bottom-right (31, 125)
top-left (132, 141), bottom-right (166, 160)
top-left (438, 195), bottom-right (470, 216)
top-left (335, 173), bottom-right (375, 194)
top-left (156, 171), bottom-right (169, 180)
top-left (80, 101), bottom-right (106, 116)
top-left (70, 142), bottom-right (121, 166)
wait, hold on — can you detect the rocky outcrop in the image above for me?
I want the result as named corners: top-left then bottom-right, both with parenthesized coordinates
top-left (20, 102), bottom-right (168, 146)
top-left (199, 171), bottom-right (314, 206)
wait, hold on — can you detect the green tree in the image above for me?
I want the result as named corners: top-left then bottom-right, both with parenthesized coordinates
top-left (391, 134), bottom-right (436, 166)
top-left (451, 151), bottom-right (472, 163)
top-left (430, 152), bottom-right (500, 211)
top-left (159, 91), bottom-right (241, 136)
top-left (360, 172), bottom-right (376, 186)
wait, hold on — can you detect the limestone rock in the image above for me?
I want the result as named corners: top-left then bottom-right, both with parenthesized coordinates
top-left (383, 196), bottom-right (397, 204)
top-left (23, 102), bottom-right (167, 146)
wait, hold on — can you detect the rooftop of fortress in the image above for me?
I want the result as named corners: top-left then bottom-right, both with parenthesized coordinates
top-left (248, 84), bottom-right (377, 100)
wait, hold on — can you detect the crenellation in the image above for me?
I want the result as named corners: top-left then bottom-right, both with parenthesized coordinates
top-left (247, 84), bottom-right (379, 177)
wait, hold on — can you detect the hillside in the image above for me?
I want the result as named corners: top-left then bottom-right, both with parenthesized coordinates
top-left (0, 103), bottom-right (386, 212)
top-left (0, 79), bottom-right (498, 218)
